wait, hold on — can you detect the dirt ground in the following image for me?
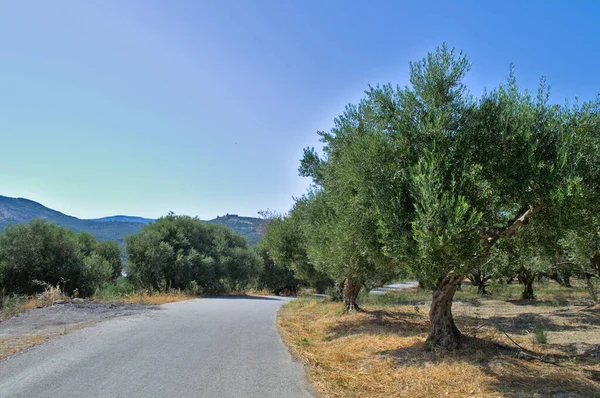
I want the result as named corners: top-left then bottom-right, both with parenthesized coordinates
top-left (0, 302), bottom-right (153, 360)
top-left (452, 299), bottom-right (600, 359)
top-left (278, 289), bottom-right (600, 398)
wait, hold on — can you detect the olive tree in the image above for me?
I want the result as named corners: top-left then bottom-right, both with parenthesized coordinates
top-left (303, 44), bottom-right (597, 348)
top-left (261, 210), bottom-right (331, 294)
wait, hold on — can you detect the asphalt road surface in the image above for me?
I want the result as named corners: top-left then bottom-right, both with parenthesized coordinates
top-left (0, 297), bottom-right (314, 398)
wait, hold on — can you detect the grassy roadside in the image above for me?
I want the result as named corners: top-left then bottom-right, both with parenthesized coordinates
top-left (1, 281), bottom-right (194, 323)
top-left (278, 284), bottom-right (600, 398)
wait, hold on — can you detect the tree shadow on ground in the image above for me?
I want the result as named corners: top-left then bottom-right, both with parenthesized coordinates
top-left (552, 306), bottom-right (600, 326)
top-left (378, 336), bottom-right (600, 397)
top-left (325, 309), bottom-right (428, 341)
top-left (467, 312), bottom-right (597, 334)
top-left (507, 298), bottom-right (571, 307)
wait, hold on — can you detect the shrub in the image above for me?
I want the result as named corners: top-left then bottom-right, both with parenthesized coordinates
top-left (94, 277), bottom-right (135, 300)
top-left (80, 253), bottom-right (113, 296)
top-left (93, 241), bottom-right (123, 279)
top-left (0, 219), bottom-right (82, 295)
top-left (533, 328), bottom-right (548, 344)
top-left (125, 214), bottom-right (262, 294)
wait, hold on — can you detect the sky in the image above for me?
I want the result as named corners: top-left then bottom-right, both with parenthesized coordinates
top-left (0, 0), bottom-right (599, 220)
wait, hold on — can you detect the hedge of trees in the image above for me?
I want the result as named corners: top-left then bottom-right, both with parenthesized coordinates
top-left (262, 44), bottom-right (600, 349)
top-left (0, 219), bottom-right (122, 299)
top-left (0, 214), bottom-right (314, 302)
top-left (125, 213), bottom-right (264, 295)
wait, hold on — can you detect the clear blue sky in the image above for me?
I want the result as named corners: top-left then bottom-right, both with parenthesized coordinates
top-left (1, 0), bottom-right (598, 219)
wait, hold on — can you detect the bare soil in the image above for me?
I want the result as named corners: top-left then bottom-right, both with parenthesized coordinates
top-left (0, 302), bottom-right (154, 359)
top-left (278, 293), bottom-right (600, 398)
top-left (452, 299), bottom-right (600, 358)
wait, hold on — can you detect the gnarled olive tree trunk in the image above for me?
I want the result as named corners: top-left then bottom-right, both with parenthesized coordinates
top-left (342, 278), bottom-right (362, 311)
top-left (427, 275), bottom-right (462, 349)
top-left (592, 254), bottom-right (600, 277)
top-left (591, 254), bottom-right (600, 304)
top-left (517, 266), bottom-right (535, 300)
top-left (468, 269), bottom-right (490, 295)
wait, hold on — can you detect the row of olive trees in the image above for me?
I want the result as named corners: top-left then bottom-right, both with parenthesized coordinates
top-left (0, 219), bottom-right (123, 299)
top-left (263, 44), bottom-right (600, 349)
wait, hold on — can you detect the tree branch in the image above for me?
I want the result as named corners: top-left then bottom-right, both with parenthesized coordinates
top-left (483, 199), bottom-right (546, 245)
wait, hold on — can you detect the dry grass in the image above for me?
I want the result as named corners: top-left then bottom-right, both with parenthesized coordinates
top-left (0, 334), bottom-right (51, 360)
top-left (1, 284), bottom-right (70, 322)
top-left (0, 321), bottom-right (91, 360)
top-left (244, 288), bottom-right (276, 297)
top-left (278, 298), bottom-right (600, 398)
top-left (101, 289), bottom-right (194, 305)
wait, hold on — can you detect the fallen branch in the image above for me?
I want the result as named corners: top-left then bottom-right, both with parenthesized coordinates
top-left (493, 342), bottom-right (568, 368)
top-left (495, 330), bottom-right (600, 376)
top-left (502, 331), bottom-right (526, 352)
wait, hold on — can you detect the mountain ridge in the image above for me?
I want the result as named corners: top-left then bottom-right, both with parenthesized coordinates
top-left (0, 195), bottom-right (266, 245)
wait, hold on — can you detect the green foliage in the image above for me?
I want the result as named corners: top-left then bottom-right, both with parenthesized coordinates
top-left (94, 277), bottom-right (135, 301)
top-left (255, 244), bottom-right (300, 294)
top-left (533, 328), bottom-right (548, 344)
top-left (77, 231), bottom-right (97, 258)
top-left (261, 212), bottom-right (332, 293)
top-left (80, 253), bottom-right (113, 296)
top-left (125, 214), bottom-right (262, 294)
top-left (0, 219), bottom-right (120, 298)
top-left (286, 43), bottom-right (600, 343)
top-left (300, 43), bottom-right (599, 292)
top-left (0, 219), bottom-right (82, 295)
top-left (93, 240), bottom-right (123, 279)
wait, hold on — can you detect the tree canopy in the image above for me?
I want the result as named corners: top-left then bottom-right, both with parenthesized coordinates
top-left (268, 44), bottom-right (600, 348)
top-left (125, 214), bottom-right (261, 294)
top-left (0, 219), bottom-right (122, 297)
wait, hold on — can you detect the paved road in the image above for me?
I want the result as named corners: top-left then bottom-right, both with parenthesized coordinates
top-left (370, 281), bottom-right (419, 295)
top-left (0, 297), bottom-right (314, 398)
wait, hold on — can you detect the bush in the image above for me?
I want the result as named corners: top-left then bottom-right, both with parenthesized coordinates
top-left (0, 219), bottom-right (82, 295)
top-left (125, 214), bottom-right (262, 294)
top-left (94, 277), bottom-right (135, 300)
top-left (80, 253), bottom-right (113, 296)
top-left (0, 219), bottom-right (124, 298)
top-left (93, 241), bottom-right (123, 279)
top-left (256, 245), bottom-right (301, 295)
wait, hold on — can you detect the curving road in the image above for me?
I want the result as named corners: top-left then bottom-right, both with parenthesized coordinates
top-left (0, 297), bottom-right (314, 398)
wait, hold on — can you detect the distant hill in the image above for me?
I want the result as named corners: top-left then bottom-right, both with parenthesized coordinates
top-left (0, 196), bottom-right (145, 245)
top-left (0, 195), bottom-right (266, 246)
top-left (90, 215), bottom-right (154, 224)
top-left (206, 214), bottom-right (267, 246)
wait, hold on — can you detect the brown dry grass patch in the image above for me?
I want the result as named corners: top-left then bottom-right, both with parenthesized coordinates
top-left (1, 285), bottom-right (71, 322)
top-left (0, 322), bottom-right (88, 360)
top-left (0, 335), bottom-right (51, 360)
top-left (278, 299), bottom-right (600, 398)
top-left (107, 290), bottom-right (193, 305)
